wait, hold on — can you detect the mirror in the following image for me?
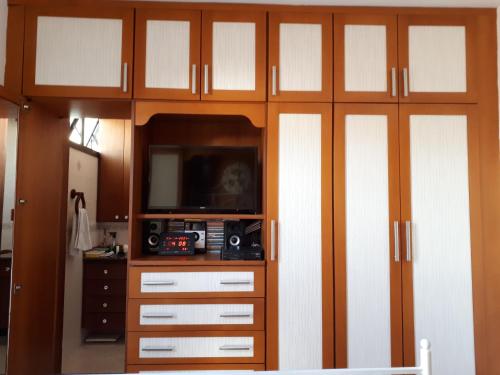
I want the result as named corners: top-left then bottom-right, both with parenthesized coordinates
top-left (0, 100), bottom-right (19, 374)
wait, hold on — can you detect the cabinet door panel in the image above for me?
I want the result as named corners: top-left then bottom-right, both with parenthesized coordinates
top-left (23, 7), bottom-right (133, 98)
top-left (334, 14), bottom-right (398, 102)
top-left (266, 103), bottom-right (333, 369)
top-left (134, 9), bottom-right (200, 100)
top-left (202, 11), bottom-right (266, 101)
top-left (333, 104), bottom-right (402, 368)
top-left (399, 105), bottom-right (481, 374)
top-left (398, 15), bottom-right (477, 103)
top-left (0, 0), bottom-right (7, 87)
top-left (269, 13), bottom-right (332, 102)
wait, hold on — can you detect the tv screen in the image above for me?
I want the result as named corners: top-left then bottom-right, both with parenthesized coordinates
top-left (147, 146), bottom-right (260, 213)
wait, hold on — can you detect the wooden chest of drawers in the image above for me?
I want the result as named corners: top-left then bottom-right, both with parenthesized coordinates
top-left (126, 265), bottom-right (265, 372)
top-left (82, 256), bottom-right (127, 338)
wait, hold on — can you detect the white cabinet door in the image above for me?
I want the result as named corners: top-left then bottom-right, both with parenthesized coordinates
top-left (334, 14), bottom-right (398, 102)
top-left (24, 8), bottom-right (133, 98)
top-left (0, 0), bottom-right (7, 87)
top-left (134, 9), bottom-right (200, 100)
top-left (202, 11), bottom-right (266, 101)
top-left (400, 105), bottom-right (479, 375)
top-left (398, 15), bottom-right (476, 102)
top-left (267, 103), bottom-right (333, 369)
top-left (269, 13), bottom-right (332, 102)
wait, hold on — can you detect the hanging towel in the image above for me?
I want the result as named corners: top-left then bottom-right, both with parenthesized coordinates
top-left (70, 207), bottom-right (93, 255)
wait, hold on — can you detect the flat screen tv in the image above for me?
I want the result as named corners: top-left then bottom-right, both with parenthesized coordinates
top-left (147, 145), bottom-right (260, 213)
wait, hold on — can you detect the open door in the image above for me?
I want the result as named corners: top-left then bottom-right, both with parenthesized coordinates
top-left (7, 102), bottom-right (69, 375)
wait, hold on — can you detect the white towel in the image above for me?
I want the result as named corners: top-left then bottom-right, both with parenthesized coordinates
top-left (70, 208), bottom-right (93, 255)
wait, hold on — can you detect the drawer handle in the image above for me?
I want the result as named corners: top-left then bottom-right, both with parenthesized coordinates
top-left (142, 313), bottom-right (176, 319)
top-left (103, 269), bottom-right (108, 275)
top-left (142, 346), bottom-right (175, 352)
top-left (143, 280), bottom-right (176, 286)
top-left (219, 345), bottom-right (252, 351)
top-left (103, 285), bottom-right (109, 291)
top-left (220, 280), bottom-right (252, 285)
top-left (102, 318), bottom-right (107, 324)
top-left (220, 313), bottom-right (252, 318)
top-left (102, 302), bottom-right (108, 308)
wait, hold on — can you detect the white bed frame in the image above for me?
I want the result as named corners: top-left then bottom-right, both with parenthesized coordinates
top-left (121, 339), bottom-right (431, 375)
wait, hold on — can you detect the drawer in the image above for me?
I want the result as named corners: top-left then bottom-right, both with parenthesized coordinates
top-left (84, 278), bottom-right (126, 296)
top-left (84, 261), bottom-right (126, 279)
top-left (126, 363), bottom-right (265, 372)
top-left (83, 312), bottom-right (125, 333)
top-left (127, 331), bottom-right (265, 364)
top-left (129, 266), bottom-right (265, 298)
top-left (84, 295), bottom-right (125, 313)
top-left (127, 298), bottom-right (264, 331)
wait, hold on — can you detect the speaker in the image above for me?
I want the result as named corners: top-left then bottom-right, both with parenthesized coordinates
top-left (144, 220), bottom-right (165, 253)
top-left (224, 221), bottom-right (247, 250)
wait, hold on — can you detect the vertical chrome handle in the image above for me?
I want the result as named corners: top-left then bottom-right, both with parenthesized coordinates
top-left (391, 67), bottom-right (397, 97)
top-left (122, 62), bottom-right (128, 93)
top-left (406, 221), bottom-right (412, 262)
top-left (403, 68), bottom-right (409, 97)
top-left (271, 219), bottom-right (276, 261)
top-left (204, 64), bottom-right (209, 94)
top-left (271, 66), bottom-right (277, 96)
top-left (191, 64), bottom-right (197, 94)
top-left (394, 221), bottom-right (400, 262)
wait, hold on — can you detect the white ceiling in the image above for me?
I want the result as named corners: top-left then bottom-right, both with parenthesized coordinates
top-left (137, 0), bottom-right (500, 7)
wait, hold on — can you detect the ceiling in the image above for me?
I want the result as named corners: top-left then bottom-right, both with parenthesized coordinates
top-left (135, 0), bottom-right (500, 7)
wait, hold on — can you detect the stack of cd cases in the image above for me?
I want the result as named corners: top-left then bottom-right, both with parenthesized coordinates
top-left (206, 220), bottom-right (225, 251)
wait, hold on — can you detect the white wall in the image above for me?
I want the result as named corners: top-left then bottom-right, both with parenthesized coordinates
top-left (1, 118), bottom-right (17, 251)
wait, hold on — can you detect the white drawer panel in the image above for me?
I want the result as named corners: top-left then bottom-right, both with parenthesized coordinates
top-left (140, 272), bottom-right (254, 293)
top-left (139, 304), bottom-right (254, 326)
top-left (139, 336), bottom-right (254, 358)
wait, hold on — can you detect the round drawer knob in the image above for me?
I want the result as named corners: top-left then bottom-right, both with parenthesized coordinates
top-left (102, 318), bottom-right (107, 324)
top-left (114, 215), bottom-right (119, 220)
top-left (102, 302), bottom-right (108, 308)
top-left (5, 267), bottom-right (10, 272)
top-left (124, 215), bottom-right (129, 220)
top-left (103, 269), bottom-right (108, 275)
top-left (103, 285), bottom-right (109, 291)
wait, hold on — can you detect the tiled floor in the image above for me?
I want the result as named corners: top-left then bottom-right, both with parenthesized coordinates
top-left (61, 342), bottom-right (125, 374)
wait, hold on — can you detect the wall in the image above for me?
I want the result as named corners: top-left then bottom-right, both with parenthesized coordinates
top-left (1, 118), bottom-right (17, 250)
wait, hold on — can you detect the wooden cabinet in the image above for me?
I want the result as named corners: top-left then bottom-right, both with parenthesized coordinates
top-left (97, 119), bottom-right (130, 222)
top-left (334, 14), bottom-right (398, 102)
top-left (334, 13), bottom-right (477, 103)
top-left (0, 257), bottom-right (11, 331)
top-left (134, 9), bottom-right (201, 100)
top-left (268, 13), bottom-right (332, 102)
top-left (134, 9), bottom-right (266, 101)
top-left (23, 7), bottom-right (133, 98)
top-left (266, 103), bottom-right (333, 369)
top-left (333, 103), bottom-right (482, 375)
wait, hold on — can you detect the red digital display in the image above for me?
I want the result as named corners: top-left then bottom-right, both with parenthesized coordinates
top-left (159, 233), bottom-right (195, 255)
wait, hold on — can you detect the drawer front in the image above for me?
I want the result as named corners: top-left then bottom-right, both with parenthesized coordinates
top-left (83, 312), bottom-right (125, 333)
top-left (84, 278), bottom-right (126, 296)
top-left (126, 364), bottom-right (265, 372)
top-left (127, 298), bottom-right (265, 331)
top-left (85, 295), bottom-right (126, 313)
top-left (129, 266), bottom-right (265, 298)
top-left (85, 262), bottom-right (126, 279)
top-left (127, 331), bottom-right (265, 364)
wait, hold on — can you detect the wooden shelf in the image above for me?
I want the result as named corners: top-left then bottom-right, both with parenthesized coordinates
top-left (128, 252), bottom-right (266, 266)
top-left (135, 213), bottom-right (265, 220)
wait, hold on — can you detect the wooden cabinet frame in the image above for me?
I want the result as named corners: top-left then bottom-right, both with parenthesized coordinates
top-left (268, 13), bottom-right (333, 102)
top-left (134, 9), bottom-right (201, 100)
top-left (201, 10), bottom-right (267, 101)
top-left (333, 103), bottom-right (402, 368)
top-left (23, 6), bottom-right (134, 98)
top-left (333, 14), bottom-right (398, 103)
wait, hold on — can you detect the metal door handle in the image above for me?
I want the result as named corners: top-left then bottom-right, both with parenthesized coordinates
top-left (391, 67), bottom-right (397, 97)
top-left (220, 313), bottom-right (252, 318)
top-left (406, 221), bottom-right (412, 262)
top-left (394, 221), bottom-right (400, 262)
top-left (220, 280), bottom-right (252, 285)
top-left (219, 345), bottom-right (251, 351)
top-left (271, 219), bottom-right (276, 261)
top-left (272, 66), bottom-right (277, 96)
top-left (403, 68), bottom-right (409, 97)
top-left (122, 62), bottom-right (128, 93)
top-left (191, 64), bottom-right (197, 94)
top-left (204, 64), bottom-right (209, 94)
top-left (143, 280), bottom-right (176, 286)
top-left (142, 346), bottom-right (175, 352)
top-left (142, 313), bottom-right (176, 319)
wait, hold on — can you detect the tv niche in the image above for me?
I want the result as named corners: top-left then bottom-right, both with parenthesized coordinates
top-left (147, 145), bottom-right (261, 214)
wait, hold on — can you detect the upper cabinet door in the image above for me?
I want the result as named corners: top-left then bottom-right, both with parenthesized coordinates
top-left (334, 14), bottom-right (398, 103)
top-left (269, 13), bottom-right (332, 102)
top-left (398, 15), bottom-right (477, 103)
top-left (201, 11), bottom-right (266, 101)
top-left (23, 7), bottom-right (133, 98)
top-left (134, 9), bottom-right (201, 100)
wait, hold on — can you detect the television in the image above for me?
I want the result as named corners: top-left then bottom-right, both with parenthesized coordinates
top-left (147, 145), bottom-right (260, 213)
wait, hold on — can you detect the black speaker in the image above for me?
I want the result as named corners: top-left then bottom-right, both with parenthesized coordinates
top-left (144, 220), bottom-right (165, 253)
top-left (224, 221), bottom-right (247, 249)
